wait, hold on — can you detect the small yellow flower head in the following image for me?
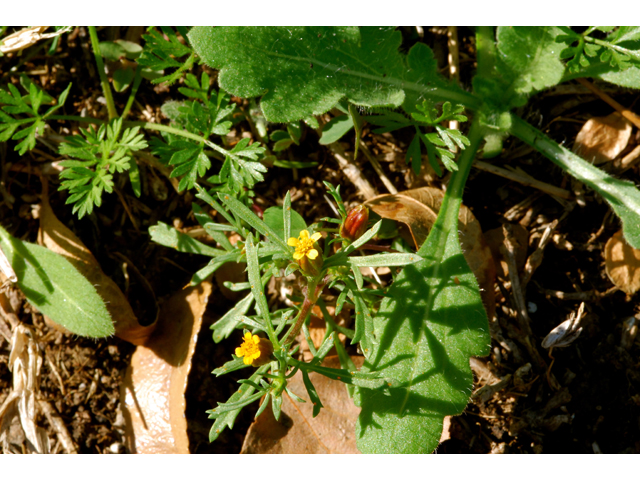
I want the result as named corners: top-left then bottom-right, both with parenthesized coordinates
top-left (288, 230), bottom-right (322, 260)
top-left (288, 230), bottom-right (323, 276)
top-left (235, 332), bottom-right (273, 366)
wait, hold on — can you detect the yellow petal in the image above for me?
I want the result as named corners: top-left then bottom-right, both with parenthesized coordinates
top-left (235, 347), bottom-right (243, 356)
top-left (287, 237), bottom-right (299, 247)
top-left (299, 230), bottom-right (309, 239)
top-left (306, 249), bottom-right (318, 260)
top-left (293, 251), bottom-right (304, 260)
top-left (252, 335), bottom-right (260, 344)
top-left (310, 232), bottom-right (322, 242)
top-left (243, 332), bottom-right (252, 341)
top-left (243, 356), bottom-right (253, 365)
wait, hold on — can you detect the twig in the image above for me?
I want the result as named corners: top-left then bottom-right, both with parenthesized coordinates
top-left (473, 160), bottom-right (573, 200)
top-left (576, 77), bottom-right (640, 130)
top-left (37, 400), bottom-right (78, 454)
top-left (501, 224), bottom-right (551, 376)
top-left (520, 219), bottom-right (558, 291)
top-left (537, 284), bottom-right (619, 301)
top-left (316, 117), bottom-right (377, 200)
top-left (359, 142), bottom-right (397, 194)
top-left (323, 140), bottom-right (377, 200)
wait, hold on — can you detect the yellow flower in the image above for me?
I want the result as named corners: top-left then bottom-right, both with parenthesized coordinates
top-left (235, 332), bottom-right (273, 366)
top-left (288, 230), bottom-right (322, 261)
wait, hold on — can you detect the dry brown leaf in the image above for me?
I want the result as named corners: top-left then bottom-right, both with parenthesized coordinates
top-left (241, 356), bottom-right (363, 454)
top-left (121, 281), bottom-right (212, 454)
top-left (605, 230), bottom-right (640, 294)
top-left (485, 224), bottom-right (529, 278)
top-left (37, 181), bottom-right (153, 345)
top-left (365, 187), bottom-right (496, 319)
top-left (573, 112), bottom-right (632, 165)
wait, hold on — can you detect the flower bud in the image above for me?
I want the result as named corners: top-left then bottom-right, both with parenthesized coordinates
top-left (340, 205), bottom-right (369, 242)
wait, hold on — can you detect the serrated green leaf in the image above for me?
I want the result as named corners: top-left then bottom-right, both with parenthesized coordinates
top-left (189, 27), bottom-right (473, 123)
top-left (356, 119), bottom-right (489, 454)
top-left (0, 226), bottom-right (114, 338)
top-left (492, 26), bottom-right (566, 108)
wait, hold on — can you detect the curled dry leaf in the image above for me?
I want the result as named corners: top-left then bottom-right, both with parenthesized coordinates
top-left (37, 181), bottom-right (153, 345)
top-left (0, 324), bottom-right (48, 453)
top-left (365, 186), bottom-right (496, 319)
top-left (605, 229), bottom-right (640, 295)
top-left (121, 281), bottom-right (212, 454)
top-left (542, 302), bottom-right (585, 349)
top-left (240, 356), bottom-right (363, 454)
top-left (572, 112), bottom-right (632, 165)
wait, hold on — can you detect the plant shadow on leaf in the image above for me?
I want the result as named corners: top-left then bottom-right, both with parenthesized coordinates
top-left (5, 237), bottom-right (55, 301)
top-left (356, 248), bottom-right (490, 453)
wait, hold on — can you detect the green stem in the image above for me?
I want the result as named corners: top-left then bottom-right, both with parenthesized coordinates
top-left (126, 121), bottom-right (236, 162)
top-left (509, 113), bottom-right (640, 247)
top-left (48, 115), bottom-right (105, 125)
top-left (87, 26), bottom-right (117, 120)
top-left (417, 117), bottom-right (483, 257)
top-left (475, 26), bottom-right (496, 79)
top-left (121, 65), bottom-right (143, 120)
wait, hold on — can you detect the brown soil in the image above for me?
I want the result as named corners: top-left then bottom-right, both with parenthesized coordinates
top-left (1, 27), bottom-right (640, 454)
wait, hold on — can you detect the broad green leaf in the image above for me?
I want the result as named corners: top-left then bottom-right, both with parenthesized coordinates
top-left (0, 226), bottom-right (114, 338)
top-left (149, 221), bottom-right (224, 256)
top-left (263, 206), bottom-right (307, 241)
top-left (599, 66), bottom-right (640, 88)
top-left (510, 114), bottom-right (640, 249)
top-left (356, 119), bottom-right (489, 454)
top-left (492, 26), bottom-right (566, 108)
top-left (189, 27), bottom-right (476, 123)
top-left (319, 115), bottom-right (354, 145)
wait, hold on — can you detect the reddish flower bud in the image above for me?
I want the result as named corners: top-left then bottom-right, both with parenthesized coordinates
top-left (340, 205), bottom-right (369, 242)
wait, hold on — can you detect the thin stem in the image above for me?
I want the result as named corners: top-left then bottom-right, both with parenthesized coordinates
top-left (121, 65), bottom-right (143, 120)
top-left (87, 27), bottom-right (117, 120)
top-left (47, 115), bottom-right (105, 125)
top-left (282, 275), bottom-right (329, 346)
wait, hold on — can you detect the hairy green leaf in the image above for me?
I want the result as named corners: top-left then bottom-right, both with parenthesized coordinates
top-left (189, 27), bottom-right (475, 123)
top-left (0, 226), bottom-right (114, 338)
top-left (356, 119), bottom-right (489, 454)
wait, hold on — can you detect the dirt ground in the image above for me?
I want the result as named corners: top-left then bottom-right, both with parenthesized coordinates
top-left (1, 27), bottom-right (640, 454)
